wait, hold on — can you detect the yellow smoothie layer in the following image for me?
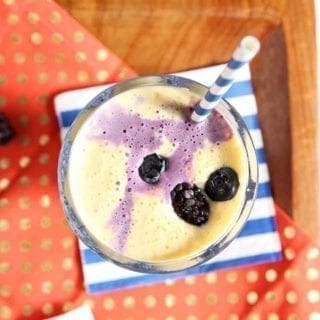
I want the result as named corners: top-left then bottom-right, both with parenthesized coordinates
top-left (68, 85), bottom-right (249, 262)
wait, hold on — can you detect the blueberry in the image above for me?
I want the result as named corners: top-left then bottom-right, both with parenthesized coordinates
top-left (0, 113), bottom-right (15, 145)
top-left (138, 153), bottom-right (167, 184)
top-left (171, 182), bottom-right (209, 226)
top-left (205, 167), bottom-right (239, 201)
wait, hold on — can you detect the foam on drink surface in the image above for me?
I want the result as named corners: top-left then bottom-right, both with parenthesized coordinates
top-left (68, 85), bottom-right (249, 262)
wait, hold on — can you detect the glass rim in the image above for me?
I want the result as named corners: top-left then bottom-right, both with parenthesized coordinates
top-left (58, 74), bottom-right (259, 273)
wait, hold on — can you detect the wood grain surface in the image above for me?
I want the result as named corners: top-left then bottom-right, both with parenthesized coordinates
top-left (56, 0), bottom-right (319, 240)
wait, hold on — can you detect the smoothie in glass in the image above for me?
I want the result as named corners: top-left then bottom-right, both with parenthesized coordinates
top-left (58, 75), bottom-right (257, 272)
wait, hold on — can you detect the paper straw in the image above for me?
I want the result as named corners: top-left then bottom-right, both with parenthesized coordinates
top-left (191, 36), bottom-right (261, 123)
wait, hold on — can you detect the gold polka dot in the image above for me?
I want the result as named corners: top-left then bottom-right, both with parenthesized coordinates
top-left (185, 294), bottom-right (197, 306)
top-left (246, 270), bottom-right (259, 283)
top-left (19, 114), bottom-right (29, 126)
top-left (306, 247), bottom-right (320, 260)
top-left (11, 33), bottom-right (22, 43)
top-left (96, 49), bottom-right (109, 61)
top-left (165, 279), bottom-right (176, 286)
top-left (75, 51), bottom-right (87, 63)
top-left (206, 272), bottom-right (217, 283)
top-left (117, 66), bottom-right (130, 79)
top-left (0, 55), bottom-right (5, 65)
top-left (0, 285), bottom-right (11, 298)
top-left (0, 219), bottom-right (9, 231)
top-left (0, 95), bottom-right (7, 107)
top-left (287, 314), bottom-right (299, 320)
top-left (96, 70), bottom-right (110, 82)
top-left (284, 268), bottom-right (297, 281)
top-left (309, 312), bottom-right (320, 320)
top-left (207, 315), bottom-right (218, 320)
top-left (284, 248), bottom-right (296, 260)
top-left (123, 296), bottom-right (135, 309)
top-left (227, 292), bottom-right (239, 304)
top-left (41, 260), bottom-right (53, 272)
top-left (17, 74), bottom-right (27, 84)
top-left (20, 136), bottom-right (30, 146)
top-left (41, 281), bottom-right (53, 294)
top-left (3, 0), bottom-right (15, 4)
top-left (228, 315), bottom-right (239, 320)
top-left (39, 153), bottom-right (50, 165)
top-left (226, 271), bottom-right (238, 283)
top-left (144, 295), bottom-right (156, 308)
top-left (39, 113), bottom-right (50, 124)
top-left (0, 75), bottom-right (7, 85)
top-left (34, 53), bottom-right (45, 63)
top-left (73, 31), bottom-right (85, 42)
top-left (0, 262), bottom-right (10, 273)
top-left (7, 13), bottom-right (19, 25)
top-left (22, 305), bottom-right (33, 317)
top-left (283, 226), bottom-right (296, 239)
top-left (38, 72), bottom-right (48, 84)
top-left (40, 239), bottom-right (52, 250)
top-left (42, 302), bottom-right (54, 315)
top-left (30, 32), bottom-right (43, 45)
top-left (62, 257), bottom-right (73, 270)
top-left (265, 291), bottom-right (277, 302)
top-left (39, 94), bottom-right (48, 104)
top-left (0, 241), bottom-right (10, 253)
top-left (165, 294), bottom-right (176, 308)
top-left (52, 32), bottom-right (64, 43)
top-left (21, 282), bottom-right (32, 295)
top-left (41, 216), bottom-right (52, 228)
top-left (0, 305), bottom-right (12, 319)
top-left (61, 237), bottom-right (73, 249)
top-left (267, 313), bottom-right (279, 320)
top-left (247, 314), bottom-right (260, 320)
top-left (19, 218), bottom-right (31, 230)
top-left (13, 52), bottom-right (26, 65)
top-left (307, 290), bottom-right (320, 303)
top-left (185, 275), bottom-right (196, 285)
top-left (57, 71), bottom-right (68, 82)
top-left (17, 95), bottom-right (27, 105)
top-left (103, 297), bottom-right (115, 310)
top-left (306, 268), bottom-right (319, 281)
top-left (21, 262), bottom-right (32, 273)
top-left (55, 52), bottom-right (65, 63)
top-left (27, 12), bottom-right (40, 24)
top-left (247, 291), bottom-right (259, 305)
top-left (265, 269), bottom-right (278, 282)
top-left (62, 302), bottom-right (74, 312)
top-left (0, 158), bottom-right (10, 169)
top-left (286, 290), bottom-right (298, 304)
top-left (0, 178), bottom-right (9, 190)
top-left (77, 70), bottom-right (89, 82)
top-left (20, 240), bottom-right (31, 252)
top-left (19, 175), bottom-right (30, 187)
top-left (50, 11), bottom-right (61, 23)
top-left (62, 279), bottom-right (74, 292)
top-left (38, 134), bottom-right (50, 146)
top-left (18, 197), bottom-right (30, 209)
top-left (0, 198), bottom-right (9, 208)
top-left (186, 315), bottom-right (197, 320)
top-left (207, 293), bottom-right (217, 304)
top-left (40, 194), bottom-right (51, 208)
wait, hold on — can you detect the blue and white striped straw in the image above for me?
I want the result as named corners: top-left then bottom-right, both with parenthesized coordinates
top-left (191, 36), bottom-right (261, 122)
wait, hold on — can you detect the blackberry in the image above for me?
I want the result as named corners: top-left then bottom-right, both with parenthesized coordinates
top-left (138, 153), bottom-right (167, 184)
top-left (205, 167), bottom-right (239, 201)
top-left (171, 182), bottom-right (209, 226)
top-left (0, 113), bottom-right (15, 145)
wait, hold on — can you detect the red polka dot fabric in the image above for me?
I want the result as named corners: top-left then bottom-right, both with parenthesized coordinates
top-left (0, 1), bottom-right (319, 319)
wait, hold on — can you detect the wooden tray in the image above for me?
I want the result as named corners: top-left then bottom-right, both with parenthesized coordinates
top-left (56, 0), bottom-right (319, 240)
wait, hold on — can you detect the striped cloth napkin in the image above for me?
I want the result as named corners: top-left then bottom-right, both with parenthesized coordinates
top-left (54, 64), bottom-right (282, 294)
